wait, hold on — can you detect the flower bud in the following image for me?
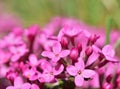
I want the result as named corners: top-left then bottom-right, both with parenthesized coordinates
top-left (106, 74), bottom-right (112, 83)
top-left (88, 34), bottom-right (100, 45)
top-left (85, 46), bottom-right (93, 57)
top-left (77, 43), bottom-right (82, 53)
top-left (61, 36), bottom-right (68, 49)
top-left (70, 47), bottom-right (79, 62)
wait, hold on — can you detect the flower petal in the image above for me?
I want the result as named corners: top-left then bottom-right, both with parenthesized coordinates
top-left (53, 42), bottom-right (61, 54)
top-left (82, 69), bottom-right (96, 78)
top-left (40, 61), bottom-right (52, 72)
top-left (42, 73), bottom-right (54, 82)
top-left (102, 45), bottom-right (115, 57)
top-left (66, 65), bottom-right (78, 76)
top-left (53, 64), bottom-right (64, 75)
top-left (105, 56), bottom-right (118, 62)
top-left (51, 57), bottom-right (60, 62)
top-left (29, 54), bottom-right (38, 66)
top-left (75, 75), bottom-right (84, 87)
top-left (31, 84), bottom-right (40, 89)
top-left (76, 58), bottom-right (85, 71)
top-left (41, 51), bottom-right (55, 58)
top-left (60, 50), bottom-right (70, 57)
top-left (6, 86), bottom-right (16, 89)
top-left (21, 83), bottom-right (31, 89)
top-left (14, 77), bottom-right (23, 87)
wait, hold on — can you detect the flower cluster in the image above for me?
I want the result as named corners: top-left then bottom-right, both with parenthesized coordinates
top-left (0, 17), bottom-right (120, 89)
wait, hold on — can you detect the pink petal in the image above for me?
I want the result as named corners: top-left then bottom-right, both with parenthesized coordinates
top-left (51, 56), bottom-right (60, 62)
top-left (52, 42), bottom-right (61, 54)
top-left (31, 84), bottom-right (40, 89)
top-left (66, 65), bottom-right (78, 76)
top-left (14, 77), bottom-right (23, 87)
top-left (76, 58), bottom-right (85, 71)
top-left (11, 55), bottom-right (20, 62)
top-left (29, 54), bottom-right (38, 66)
top-left (102, 45), bottom-right (115, 57)
top-left (60, 50), bottom-right (70, 57)
top-left (82, 69), bottom-right (96, 78)
top-left (53, 64), bottom-right (64, 75)
top-left (75, 75), bottom-right (84, 87)
top-left (87, 51), bottom-right (99, 66)
top-left (41, 51), bottom-right (55, 58)
top-left (42, 73), bottom-right (54, 82)
top-left (6, 86), bottom-right (16, 89)
top-left (106, 56), bottom-right (118, 62)
top-left (41, 61), bottom-right (52, 72)
top-left (21, 83), bottom-right (31, 89)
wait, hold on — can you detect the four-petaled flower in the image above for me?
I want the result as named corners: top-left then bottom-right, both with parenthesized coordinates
top-left (67, 57), bottom-right (96, 87)
top-left (41, 42), bottom-right (70, 62)
top-left (39, 60), bottom-right (64, 82)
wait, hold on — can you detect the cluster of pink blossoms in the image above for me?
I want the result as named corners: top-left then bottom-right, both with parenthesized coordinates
top-left (0, 17), bottom-right (120, 89)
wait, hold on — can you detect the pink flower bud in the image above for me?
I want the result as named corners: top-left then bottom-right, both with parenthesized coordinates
top-left (88, 34), bottom-right (100, 45)
top-left (61, 36), bottom-right (68, 49)
top-left (85, 46), bottom-right (93, 57)
top-left (106, 74), bottom-right (112, 83)
top-left (77, 43), bottom-right (82, 53)
top-left (70, 48), bottom-right (79, 61)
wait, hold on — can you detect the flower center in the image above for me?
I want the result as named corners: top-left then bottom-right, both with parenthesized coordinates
top-left (78, 70), bottom-right (82, 75)
top-left (55, 54), bottom-right (59, 57)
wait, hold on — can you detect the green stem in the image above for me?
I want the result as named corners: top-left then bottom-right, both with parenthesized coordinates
top-left (105, 16), bottom-right (112, 44)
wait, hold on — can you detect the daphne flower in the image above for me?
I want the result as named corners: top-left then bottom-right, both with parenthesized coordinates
top-left (9, 45), bottom-right (28, 62)
top-left (67, 58), bottom-right (96, 87)
top-left (41, 42), bottom-right (70, 62)
top-left (39, 60), bottom-right (64, 82)
top-left (23, 68), bottom-right (37, 81)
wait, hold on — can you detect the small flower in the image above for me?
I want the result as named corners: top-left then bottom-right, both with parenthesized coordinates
top-left (39, 60), bottom-right (64, 82)
top-left (41, 42), bottom-right (70, 62)
top-left (9, 45), bottom-right (28, 62)
top-left (23, 68), bottom-right (37, 81)
top-left (66, 57), bottom-right (96, 87)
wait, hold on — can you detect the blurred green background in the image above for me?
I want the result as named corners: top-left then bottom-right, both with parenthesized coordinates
top-left (1, 0), bottom-right (120, 28)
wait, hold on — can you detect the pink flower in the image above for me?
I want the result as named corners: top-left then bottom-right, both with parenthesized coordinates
top-left (6, 77), bottom-right (31, 89)
top-left (9, 45), bottom-right (28, 62)
top-left (66, 58), bottom-right (96, 87)
top-left (41, 42), bottom-right (70, 62)
top-left (39, 60), bottom-right (64, 82)
top-left (23, 68), bottom-right (37, 81)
